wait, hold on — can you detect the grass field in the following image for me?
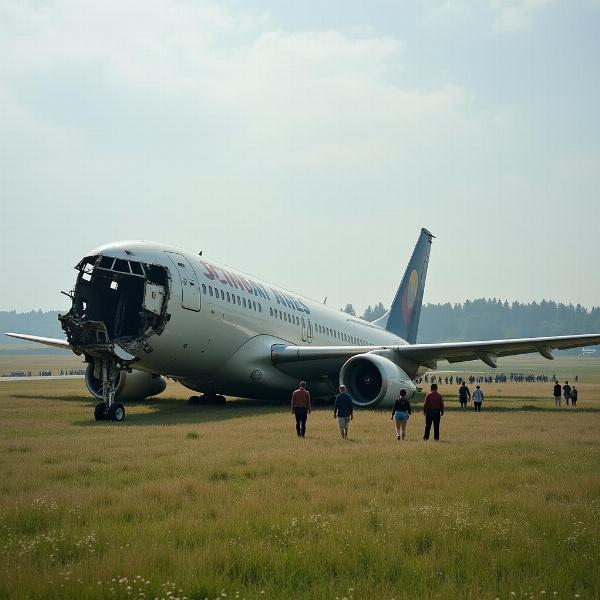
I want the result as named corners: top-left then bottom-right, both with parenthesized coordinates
top-left (1, 356), bottom-right (599, 599)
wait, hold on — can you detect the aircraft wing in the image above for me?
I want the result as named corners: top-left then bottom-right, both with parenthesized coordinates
top-left (272, 333), bottom-right (600, 369)
top-left (4, 332), bottom-right (70, 349)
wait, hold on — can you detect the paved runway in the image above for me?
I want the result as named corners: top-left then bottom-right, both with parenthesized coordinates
top-left (0, 375), bottom-right (84, 382)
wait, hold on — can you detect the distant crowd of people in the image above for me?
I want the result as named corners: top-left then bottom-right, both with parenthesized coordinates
top-left (1, 368), bottom-right (86, 378)
top-left (416, 372), bottom-right (578, 386)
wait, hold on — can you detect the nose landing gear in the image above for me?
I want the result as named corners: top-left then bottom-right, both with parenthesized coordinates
top-left (93, 359), bottom-right (126, 422)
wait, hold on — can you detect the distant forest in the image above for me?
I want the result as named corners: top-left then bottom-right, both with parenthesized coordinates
top-left (346, 298), bottom-right (600, 344)
top-left (2, 299), bottom-right (600, 348)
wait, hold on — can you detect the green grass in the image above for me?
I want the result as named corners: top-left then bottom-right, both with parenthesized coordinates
top-left (0, 357), bottom-right (599, 599)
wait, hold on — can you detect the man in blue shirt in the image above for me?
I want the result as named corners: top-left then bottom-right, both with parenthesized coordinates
top-left (334, 385), bottom-right (354, 439)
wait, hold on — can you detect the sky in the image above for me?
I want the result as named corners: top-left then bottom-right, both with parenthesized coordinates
top-left (1, 0), bottom-right (599, 314)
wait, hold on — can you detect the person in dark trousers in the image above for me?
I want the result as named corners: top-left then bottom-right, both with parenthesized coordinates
top-left (571, 385), bottom-right (578, 407)
top-left (458, 382), bottom-right (470, 409)
top-left (563, 381), bottom-right (572, 406)
top-left (291, 381), bottom-right (311, 437)
top-left (334, 385), bottom-right (353, 439)
top-left (553, 381), bottom-right (562, 407)
top-left (472, 385), bottom-right (484, 412)
top-left (391, 389), bottom-right (412, 440)
top-left (423, 383), bottom-right (444, 441)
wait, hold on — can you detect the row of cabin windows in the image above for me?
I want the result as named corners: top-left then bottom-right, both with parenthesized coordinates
top-left (202, 283), bottom-right (262, 313)
top-left (267, 307), bottom-right (370, 346)
top-left (314, 323), bottom-right (369, 346)
top-left (270, 306), bottom-right (301, 325)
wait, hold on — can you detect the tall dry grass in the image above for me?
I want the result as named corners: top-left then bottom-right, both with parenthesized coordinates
top-left (1, 359), bottom-right (599, 599)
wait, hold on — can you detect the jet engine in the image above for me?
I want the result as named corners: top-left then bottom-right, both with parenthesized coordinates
top-left (85, 364), bottom-right (166, 401)
top-left (339, 353), bottom-right (416, 408)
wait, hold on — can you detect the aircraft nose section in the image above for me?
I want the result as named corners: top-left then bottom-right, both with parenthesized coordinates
top-left (59, 253), bottom-right (171, 361)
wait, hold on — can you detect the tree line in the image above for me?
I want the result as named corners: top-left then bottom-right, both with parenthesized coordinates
top-left (343, 298), bottom-right (600, 344)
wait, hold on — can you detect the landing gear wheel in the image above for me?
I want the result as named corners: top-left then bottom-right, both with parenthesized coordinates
top-left (108, 402), bottom-right (126, 422)
top-left (94, 402), bottom-right (108, 421)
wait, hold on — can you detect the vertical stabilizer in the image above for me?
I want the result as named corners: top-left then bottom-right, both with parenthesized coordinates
top-left (374, 228), bottom-right (434, 344)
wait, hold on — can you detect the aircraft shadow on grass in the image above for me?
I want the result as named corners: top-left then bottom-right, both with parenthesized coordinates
top-left (10, 394), bottom-right (600, 426)
top-left (13, 393), bottom-right (286, 426)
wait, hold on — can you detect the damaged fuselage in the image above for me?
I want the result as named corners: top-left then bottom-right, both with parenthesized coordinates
top-left (60, 240), bottom-right (391, 421)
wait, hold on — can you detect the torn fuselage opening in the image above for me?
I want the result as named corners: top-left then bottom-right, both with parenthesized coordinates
top-left (59, 254), bottom-right (170, 362)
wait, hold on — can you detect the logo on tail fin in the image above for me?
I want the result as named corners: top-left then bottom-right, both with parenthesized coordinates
top-left (402, 269), bottom-right (419, 322)
top-left (384, 228), bottom-right (434, 344)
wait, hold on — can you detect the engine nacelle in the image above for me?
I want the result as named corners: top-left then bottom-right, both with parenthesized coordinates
top-left (85, 364), bottom-right (166, 401)
top-left (340, 353), bottom-right (416, 408)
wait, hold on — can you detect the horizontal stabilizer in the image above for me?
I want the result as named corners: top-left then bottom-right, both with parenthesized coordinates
top-left (4, 332), bottom-right (70, 349)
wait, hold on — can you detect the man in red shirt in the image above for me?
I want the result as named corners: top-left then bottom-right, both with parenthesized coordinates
top-left (423, 383), bottom-right (444, 441)
top-left (291, 381), bottom-right (311, 437)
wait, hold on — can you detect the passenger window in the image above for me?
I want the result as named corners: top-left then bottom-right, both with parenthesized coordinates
top-left (227, 292), bottom-right (230, 302)
top-left (270, 307), bottom-right (273, 317)
top-left (253, 301), bottom-right (256, 311)
top-left (237, 296), bottom-right (241, 305)
top-left (243, 298), bottom-right (247, 308)
top-left (279, 310), bottom-right (282, 319)
top-left (202, 284), bottom-right (207, 294)
top-left (209, 286), bottom-right (213, 297)
top-left (221, 290), bottom-right (225, 300)
top-left (258, 303), bottom-right (261, 313)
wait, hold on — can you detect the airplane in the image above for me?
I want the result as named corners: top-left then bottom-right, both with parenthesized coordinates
top-left (6, 228), bottom-right (600, 422)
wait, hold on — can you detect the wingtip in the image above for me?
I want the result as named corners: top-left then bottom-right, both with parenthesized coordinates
top-left (421, 227), bottom-right (435, 239)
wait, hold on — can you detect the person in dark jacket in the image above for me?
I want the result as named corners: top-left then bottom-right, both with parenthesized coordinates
top-left (553, 382), bottom-right (562, 407)
top-left (423, 383), bottom-right (444, 441)
top-left (563, 381), bottom-right (572, 406)
top-left (391, 389), bottom-right (412, 440)
top-left (458, 382), bottom-right (471, 409)
top-left (334, 385), bottom-right (354, 439)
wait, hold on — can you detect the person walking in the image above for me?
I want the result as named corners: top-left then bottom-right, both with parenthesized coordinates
top-left (458, 381), bottom-right (471, 409)
top-left (563, 381), bottom-right (572, 406)
top-left (473, 385), bottom-right (484, 412)
top-left (423, 383), bottom-right (444, 441)
top-left (291, 381), bottom-right (311, 437)
top-left (334, 385), bottom-right (353, 439)
top-left (571, 385), bottom-right (578, 407)
top-left (553, 381), bottom-right (562, 407)
top-left (391, 389), bottom-right (412, 440)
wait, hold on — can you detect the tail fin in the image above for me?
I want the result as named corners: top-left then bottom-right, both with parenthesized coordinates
top-left (373, 228), bottom-right (434, 344)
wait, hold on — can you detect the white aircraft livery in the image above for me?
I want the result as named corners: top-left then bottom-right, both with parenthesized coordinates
top-left (6, 229), bottom-right (600, 422)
